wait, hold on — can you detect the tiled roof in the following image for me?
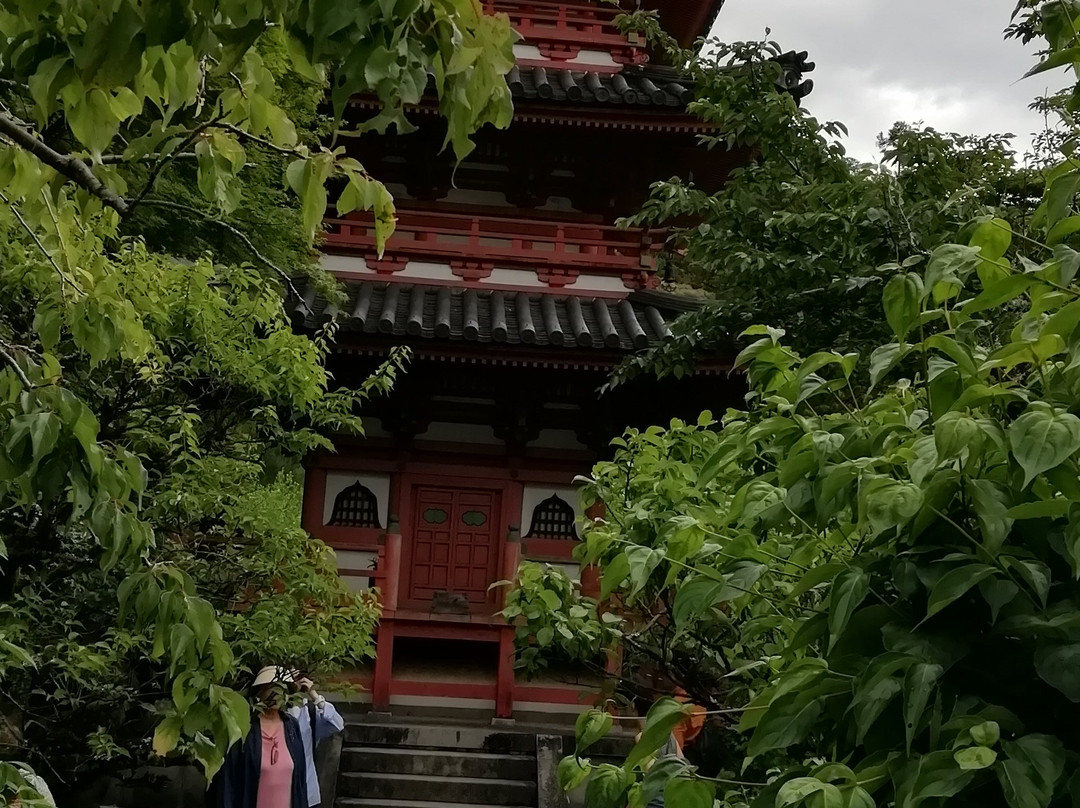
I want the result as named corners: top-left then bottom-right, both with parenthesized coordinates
top-left (507, 52), bottom-right (815, 108)
top-left (290, 282), bottom-right (698, 351)
top-left (508, 65), bottom-right (694, 107)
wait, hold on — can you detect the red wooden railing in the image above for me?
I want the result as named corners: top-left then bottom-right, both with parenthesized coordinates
top-left (483, 0), bottom-right (631, 49)
top-left (324, 210), bottom-right (663, 275)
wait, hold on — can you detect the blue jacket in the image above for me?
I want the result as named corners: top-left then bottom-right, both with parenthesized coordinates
top-left (213, 712), bottom-right (308, 808)
top-left (286, 699), bottom-right (344, 806)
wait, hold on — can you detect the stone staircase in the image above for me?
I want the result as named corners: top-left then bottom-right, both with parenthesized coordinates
top-left (334, 718), bottom-right (544, 808)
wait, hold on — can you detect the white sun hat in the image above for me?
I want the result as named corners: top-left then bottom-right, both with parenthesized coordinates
top-left (252, 665), bottom-right (293, 688)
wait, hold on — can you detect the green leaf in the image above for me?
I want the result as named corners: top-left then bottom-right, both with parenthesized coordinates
top-left (1024, 46), bottom-right (1080, 78)
top-left (1034, 643), bottom-right (1080, 702)
top-left (1008, 403), bottom-right (1080, 487)
top-left (925, 564), bottom-right (997, 620)
top-left (980, 578), bottom-right (1019, 624)
top-left (863, 479), bottom-right (923, 534)
top-left (970, 721), bottom-right (1000, 747)
top-left (625, 545), bottom-right (664, 597)
top-left (827, 568), bottom-right (870, 651)
top-left (955, 746), bottom-right (997, 770)
top-left (778, 778), bottom-right (843, 808)
top-left (883, 273), bottom-right (923, 339)
top-left (1065, 505), bottom-right (1080, 579)
top-left (850, 655), bottom-right (906, 743)
top-left (786, 562), bottom-right (844, 601)
top-left (624, 698), bottom-right (690, 771)
top-left (1004, 499), bottom-right (1070, 520)
top-left (584, 763), bottom-right (632, 808)
top-left (1005, 557), bottom-right (1051, 606)
top-left (152, 715), bottom-right (182, 757)
top-left (672, 576), bottom-right (723, 625)
top-left (558, 755), bottom-right (591, 791)
top-left (962, 274), bottom-right (1032, 315)
top-left (600, 551), bottom-right (630, 599)
top-left (996, 735), bottom-right (1065, 808)
top-left (869, 343), bottom-right (909, 389)
top-left (664, 777), bottom-right (715, 808)
top-left (574, 709), bottom-right (613, 755)
top-left (893, 750), bottom-right (974, 808)
top-left (185, 597), bottom-right (217, 653)
top-left (970, 217), bottom-right (1013, 260)
top-left (903, 662), bottom-right (943, 753)
top-left (934, 413), bottom-right (980, 460)
top-left (1047, 214), bottom-right (1080, 245)
top-left (748, 685), bottom-right (834, 756)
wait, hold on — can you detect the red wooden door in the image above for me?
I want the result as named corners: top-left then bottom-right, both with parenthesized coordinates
top-left (407, 486), bottom-right (502, 605)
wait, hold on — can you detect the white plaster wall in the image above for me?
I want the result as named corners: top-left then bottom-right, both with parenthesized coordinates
top-left (567, 50), bottom-right (620, 68)
top-left (335, 550), bottom-right (379, 572)
top-left (486, 268), bottom-right (544, 288)
top-left (322, 254), bottom-right (369, 274)
top-left (529, 429), bottom-right (588, 451)
top-left (512, 44), bottom-right (619, 68)
top-left (520, 484), bottom-right (582, 534)
top-left (535, 196), bottom-right (578, 213)
top-left (323, 472), bottom-right (391, 527)
top-left (361, 417), bottom-right (392, 439)
top-left (340, 574), bottom-right (373, 594)
top-left (418, 422), bottom-right (501, 445)
top-left (388, 261), bottom-right (458, 282)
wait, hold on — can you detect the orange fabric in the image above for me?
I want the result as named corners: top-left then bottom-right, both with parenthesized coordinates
top-left (672, 705), bottom-right (707, 751)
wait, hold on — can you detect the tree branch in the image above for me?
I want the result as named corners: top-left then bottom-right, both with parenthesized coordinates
top-left (0, 340), bottom-right (34, 390)
top-left (0, 113), bottom-right (130, 215)
top-left (136, 198), bottom-right (307, 307)
top-left (211, 122), bottom-right (302, 157)
top-left (99, 152), bottom-right (197, 165)
top-left (127, 116), bottom-right (224, 215)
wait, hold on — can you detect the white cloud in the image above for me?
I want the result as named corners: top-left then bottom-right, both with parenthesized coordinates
top-left (710, 0), bottom-right (1048, 162)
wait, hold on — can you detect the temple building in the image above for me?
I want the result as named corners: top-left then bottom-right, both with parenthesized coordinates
top-left (293, 0), bottom-right (813, 722)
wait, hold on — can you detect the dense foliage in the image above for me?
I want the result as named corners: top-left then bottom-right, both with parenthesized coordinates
top-left (609, 28), bottom-right (1041, 387)
top-left (0, 0), bottom-right (516, 799)
top-left (508, 3), bottom-right (1080, 808)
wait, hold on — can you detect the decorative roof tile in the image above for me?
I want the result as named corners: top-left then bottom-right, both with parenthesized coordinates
top-left (506, 52), bottom-right (815, 109)
top-left (290, 282), bottom-right (699, 352)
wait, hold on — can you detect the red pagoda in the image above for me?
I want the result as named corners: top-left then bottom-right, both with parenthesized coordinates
top-left (294, 0), bottom-right (813, 721)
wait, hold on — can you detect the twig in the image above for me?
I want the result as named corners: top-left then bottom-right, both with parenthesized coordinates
top-left (211, 122), bottom-right (302, 157)
top-left (127, 116), bottom-right (224, 214)
top-left (0, 190), bottom-right (81, 294)
top-left (136, 198), bottom-right (307, 305)
top-left (0, 112), bottom-right (129, 215)
top-left (99, 152), bottom-right (197, 164)
top-left (0, 340), bottom-right (34, 389)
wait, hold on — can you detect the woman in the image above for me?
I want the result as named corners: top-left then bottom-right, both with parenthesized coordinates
top-left (213, 666), bottom-right (308, 808)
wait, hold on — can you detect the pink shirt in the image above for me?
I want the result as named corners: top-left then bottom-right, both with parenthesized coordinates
top-left (256, 717), bottom-right (294, 808)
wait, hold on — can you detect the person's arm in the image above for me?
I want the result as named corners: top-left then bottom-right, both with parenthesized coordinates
top-left (310, 692), bottom-right (344, 743)
top-left (296, 678), bottom-right (345, 742)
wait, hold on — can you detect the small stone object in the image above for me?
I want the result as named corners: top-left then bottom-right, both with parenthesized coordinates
top-left (431, 591), bottom-right (470, 615)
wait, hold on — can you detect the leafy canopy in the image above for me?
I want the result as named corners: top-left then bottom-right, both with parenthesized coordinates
top-left (0, 0), bottom-right (515, 793)
top-left (509, 4), bottom-right (1080, 808)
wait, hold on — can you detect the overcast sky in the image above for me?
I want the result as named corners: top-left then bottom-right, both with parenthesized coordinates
top-left (711, 0), bottom-right (1051, 163)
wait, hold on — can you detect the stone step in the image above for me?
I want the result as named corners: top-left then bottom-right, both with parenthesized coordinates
top-left (344, 723), bottom-right (538, 754)
top-left (336, 800), bottom-right (532, 808)
top-left (341, 746), bottom-right (536, 780)
top-left (340, 772), bottom-right (537, 806)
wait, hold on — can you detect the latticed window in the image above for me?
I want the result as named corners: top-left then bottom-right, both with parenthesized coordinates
top-left (328, 482), bottom-right (382, 528)
top-left (525, 494), bottom-right (578, 540)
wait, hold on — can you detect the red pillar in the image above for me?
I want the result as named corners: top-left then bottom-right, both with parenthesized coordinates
top-left (372, 516), bottom-right (402, 713)
top-left (380, 519), bottom-right (402, 617)
top-left (301, 467), bottom-right (327, 534)
top-left (372, 622), bottom-right (395, 713)
top-left (496, 525), bottom-right (522, 719)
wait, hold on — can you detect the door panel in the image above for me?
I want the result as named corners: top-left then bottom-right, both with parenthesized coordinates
top-left (408, 485), bottom-right (501, 605)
